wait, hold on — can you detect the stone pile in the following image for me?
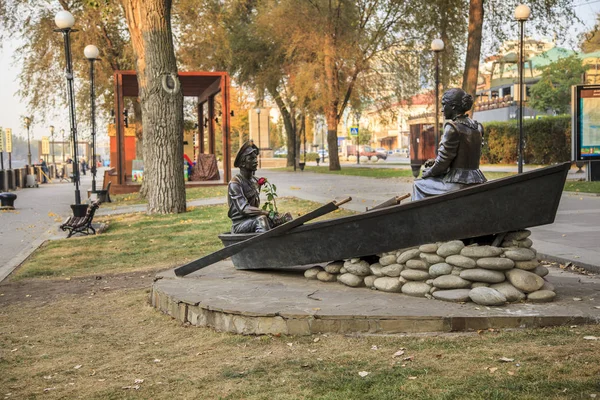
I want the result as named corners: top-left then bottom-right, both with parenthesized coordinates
top-left (304, 230), bottom-right (556, 306)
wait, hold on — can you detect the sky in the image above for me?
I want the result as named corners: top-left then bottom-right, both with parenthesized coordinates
top-left (0, 2), bottom-right (599, 142)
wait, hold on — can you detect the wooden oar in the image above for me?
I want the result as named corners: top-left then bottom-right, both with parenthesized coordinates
top-left (366, 193), bottom-right (411, 212)
top-left (174, 197), bottom-right (352, 277)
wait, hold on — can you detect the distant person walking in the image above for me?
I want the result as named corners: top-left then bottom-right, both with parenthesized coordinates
top-left (81, 158), bottom-right (87, 175)
top-left (39, 158), bottom-right (49, 184)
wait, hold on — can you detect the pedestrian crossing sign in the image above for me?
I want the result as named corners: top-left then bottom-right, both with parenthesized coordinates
top-left (349, 126), bottom-right (359, 136)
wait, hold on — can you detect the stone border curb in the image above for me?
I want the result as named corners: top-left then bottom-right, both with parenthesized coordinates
top-left (151, 282), bottom-right (597, 336)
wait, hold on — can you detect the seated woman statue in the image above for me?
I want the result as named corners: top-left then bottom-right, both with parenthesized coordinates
top-left (413, 88), bottom-right (487, 201)
top-left (228, 141), bottom-right (292, 233)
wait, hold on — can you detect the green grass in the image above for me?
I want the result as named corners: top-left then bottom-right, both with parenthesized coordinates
top-left (111, 185), bottom-right (228, 205)
top-left (564, 181), bottom-right (600, 194)
top-left (14, 198), bottom-right (356, 279)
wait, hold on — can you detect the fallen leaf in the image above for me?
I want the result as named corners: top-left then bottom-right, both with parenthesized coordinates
top-left (507, 371), bottom-right (515, 376)
top-left (403, 356), bottom-right (414, 361)
top-left (498, 357), bottom-right (514, 362)
top-left (583, 336), bottom-right (598, 340)
top-left (408, 376), bottom-right (417, 380)
top-left (287, 343), bottom-right (293, 347)
top-left (573, 298), bottom-right (583, 301)
top-left (74, 365), bottom-right (82, 369)
top-left (43, 387), bottom-right (56, 393)
top-left (122, 385), bottom-right (140, 390)
top-left (153, 359), bottom-right (161, 363)
top-left (10, 348), bottom-right (17, 352)
top-left (358, 371), bottom-right (369, 377)
top-left (313, 338), bottom-right (320, 343)
top-left (487, 367), bottom-right (498, 373)
top-left (392, 350), bottom-right (405, 358)
top-left (134, 379), bottom-right (144, 384)
top-left (371, 345), bottom-right (379, 351)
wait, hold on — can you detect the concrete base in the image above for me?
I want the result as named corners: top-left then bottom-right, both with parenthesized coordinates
top-left (152, 261), bottom-right (600, 335)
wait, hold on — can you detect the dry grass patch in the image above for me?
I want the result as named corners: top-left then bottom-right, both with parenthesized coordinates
top-left (0, 288), bottom-right (599, 399)
top-left (13, 198), bottom-right (356, 280)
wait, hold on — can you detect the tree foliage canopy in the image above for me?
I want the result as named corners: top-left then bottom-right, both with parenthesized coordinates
top-left (529, 55), bottom-right (587, 114)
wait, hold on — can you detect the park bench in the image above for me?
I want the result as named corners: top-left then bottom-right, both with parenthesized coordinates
top-left (96, 181), bottom-right (112, 203)
top-left (59, 200), bottom-right (101, 238)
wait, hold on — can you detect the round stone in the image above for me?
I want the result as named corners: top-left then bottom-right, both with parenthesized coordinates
top-left (541, 280), bottom-right (555, 291)
top-left (432, 289), bottom-right (472, 303)
top-left (340, 267), bottom-right (347, 274)
top-left (445, 255), bottom-right (477, 269)
top-left (429, 263), bottom-right (453, 278)
top-left (381, 263), bottom-right (403, 277)
top-left (460, 245), bottom-right (503, 258)
top-left (373, 277), bottom-right (403, 293)
top-left (527, 290), bottom-right (556, 303)
top-left (317, 271), bottom-right (337, 282)
top-left (401, 282), bottom-right (431, 297)
top-left (504, 248), bottom-right (536, 261)
top-left (370, 263), bottom-right (384, 277)
top-left (304, 267), bottom-right (323, 279)
top-left (437, 240), bottom-right (465, 257)
top-left (344, 260), bottom-right (371, 276)
top-left (533, 266), bottom-right (549, 277)
top-left (397, 248), bottom-right (421, 264)
top-left (400, 269), bottom-right (430, 281)
top-left (364, 275), bottom-right (378, 288)
top-left (505, 269), bottom-right (544, 293)
top-left (501, 238), bottom-right (533, 248)
top-left (460, 268), bottom-right (506, 283)
top-left (338, 273), bottom-right (364, 287)
top-left (379, 254), bottom-right (397, 266)
top-left (419, 243), bottom-right (438, 253)
top-left (505, 230), bottom-right (531, 241)
top-left (433, 275), bottom-right (471, 289)
top-left (420, 253), bottom-right (445, 264)
top-left (489, 282), bottom-right (526, 302)
top-left (451, 267), bottom-right (464, 276)
top-left (514, 259), bottom-right (540, 271)
top-left (406, 259), bottom-right (429, 270)
top-left (476, 257), bottom-right (515, 271)
top-left (471, 282), bottom-right (489, 288)
top-left (469, 287), bottom-right (507, 306)
top-left (325, 262), bottom-right (343, 274)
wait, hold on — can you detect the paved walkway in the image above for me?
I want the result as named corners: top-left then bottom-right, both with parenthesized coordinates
top-left (1, 164), bottom-right (599, 283)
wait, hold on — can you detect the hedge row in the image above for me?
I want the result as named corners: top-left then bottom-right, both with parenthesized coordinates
top-left (481, 115), bottom-right (571, 164)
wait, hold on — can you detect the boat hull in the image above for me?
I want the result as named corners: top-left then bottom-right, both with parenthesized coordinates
top-left (219, 163), bottom-right (570, 270)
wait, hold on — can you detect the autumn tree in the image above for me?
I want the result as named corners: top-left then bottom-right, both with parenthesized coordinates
top-left (529, 54), bottom-right (587, 114)
top-left (120, 0), bottom-right (185, 214)
top-left (581, 14), bottom-right (600, 53)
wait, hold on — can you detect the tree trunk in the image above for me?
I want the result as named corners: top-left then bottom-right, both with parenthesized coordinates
top-left (324, 35), bottom-right (341, 171)
top-left (268, 86), bottom-right (295, 167)
top-left (462, 0), bottom-right (484, 101)
top-left (121, 0), bottom-right (185, 214)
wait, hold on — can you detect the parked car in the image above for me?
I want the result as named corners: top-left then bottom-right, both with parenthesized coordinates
top-left (317, 149), bottom-right (329, 159)
top-left (360, 146), bottom-right (387, 160)
top-left (274, 148), bottom-right (287, 156)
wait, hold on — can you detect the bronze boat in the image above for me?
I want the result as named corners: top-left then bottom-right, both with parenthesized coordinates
top-left (219, 162), bottom-right (570, 270)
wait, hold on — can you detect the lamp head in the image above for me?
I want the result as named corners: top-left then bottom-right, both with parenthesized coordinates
top-left (24, 116), bottom-right (31, 127)
top-left (255, 107), bottom-right (261, 114)
top-left (84, 44), bottom-right (100, 60)
top-left (55, 10), bottom-right (75, 29)
top-left (50, 125), bottom-right (55, 134)
top-left (514, 4), bottom-right (531, 21)
top-left (431, 38), bottom-right (444, 52)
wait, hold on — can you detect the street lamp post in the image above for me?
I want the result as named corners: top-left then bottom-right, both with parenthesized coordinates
top-left (61, 129), bottom-right (66, 162)
top-left (50, 125), bottom-right (55, 176)
top-left (515, 4), bottom-right (531, 174)
top-left (255, 107), bottom-right (262, 169)
top-left (85, 44), bottom-right (100, 192)
top-left (431, 38), bottom-right (444, 155)
top-left (55, 10), bottom-right (85, 215)
top-left (24, 116), bottom-right (32, 172)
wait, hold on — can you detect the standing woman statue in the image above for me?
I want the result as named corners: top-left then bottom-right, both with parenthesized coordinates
top-left (413, 88), bottom-right (487, 200)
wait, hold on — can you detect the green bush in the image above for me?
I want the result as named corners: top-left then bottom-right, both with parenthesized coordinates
top-left (481, 115), bottom-right (571, 164)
